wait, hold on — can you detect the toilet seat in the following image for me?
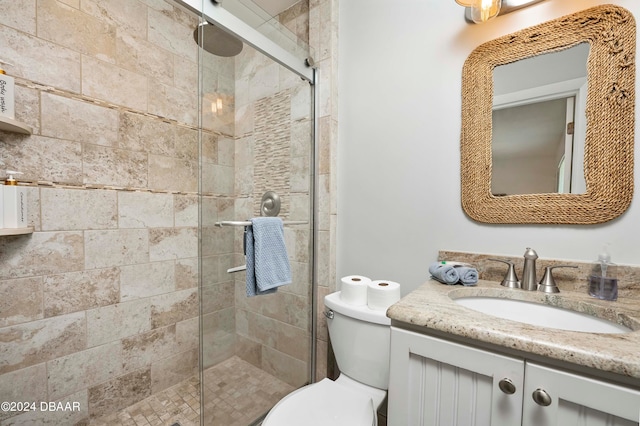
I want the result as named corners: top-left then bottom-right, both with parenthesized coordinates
top-left (262, 377), bottom-right (381, 426)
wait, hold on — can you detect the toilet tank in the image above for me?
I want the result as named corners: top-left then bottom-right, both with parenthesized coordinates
top-left (324, 292), bottom-right (391, 390)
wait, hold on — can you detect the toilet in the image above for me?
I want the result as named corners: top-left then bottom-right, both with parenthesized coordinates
top-left (262, 291), bottom-right (391, 426)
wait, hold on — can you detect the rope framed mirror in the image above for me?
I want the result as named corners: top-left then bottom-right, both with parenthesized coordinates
top-left (460, 4), bottom-right (635, 224)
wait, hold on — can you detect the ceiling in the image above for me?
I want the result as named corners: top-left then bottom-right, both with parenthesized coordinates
top-left (492, 98), bottom-right (569, 159)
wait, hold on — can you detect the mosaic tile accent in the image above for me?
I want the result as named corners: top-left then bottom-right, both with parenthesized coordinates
top-left (89, 375), bottom-right (199, 426)
top-left (89, 356), bottom-right (294, 426)
top-left (202, 356), bottom-right (295, 426)
top-left (253, 90), bottom-right (292, 216)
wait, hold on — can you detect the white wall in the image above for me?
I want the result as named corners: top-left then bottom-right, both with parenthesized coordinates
top-left (337, 0), bottom-right (640, 295)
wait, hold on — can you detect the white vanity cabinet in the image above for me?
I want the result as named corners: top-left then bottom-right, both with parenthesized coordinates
top-left (522, 362), bottom-right (640, 426)
top-left (388, 327), bottom-right (640, 426)
top-left (388, 327), bottom-right (524, 425)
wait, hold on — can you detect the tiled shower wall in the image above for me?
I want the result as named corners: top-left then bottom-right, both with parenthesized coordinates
top-left (229, 44), bottom-right (313, 387)
top-left (199, 1), bottom-right (316, 390)
top-left (199, 3), bottom-right (313, 390)
top-left (0, 0), bottom-right (234, 423)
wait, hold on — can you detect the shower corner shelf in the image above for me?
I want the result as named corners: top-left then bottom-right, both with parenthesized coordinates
top-left (0, 116), bottom-right (33, 135)
top-left (0, 227), bottom-right (34, 236)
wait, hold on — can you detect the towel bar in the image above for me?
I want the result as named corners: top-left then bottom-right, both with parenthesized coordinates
top-left (214, 220), bottom-right (308, 227)
top-left (227, 265), bottom-right (247, 273)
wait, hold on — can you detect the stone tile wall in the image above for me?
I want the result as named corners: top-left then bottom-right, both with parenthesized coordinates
top-left (0, 0), bottom-right (233, 423)
top-left (225, 37), bottom-right (314, 388)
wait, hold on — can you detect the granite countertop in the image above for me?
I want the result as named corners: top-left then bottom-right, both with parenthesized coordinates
top-left (387, 279), bottom-right (640, 381)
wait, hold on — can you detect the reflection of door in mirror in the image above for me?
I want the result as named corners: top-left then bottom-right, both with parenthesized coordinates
top-left (492, 96), bottom-right (576, 195)
top-left (491, 43), bottom-right (590, 195)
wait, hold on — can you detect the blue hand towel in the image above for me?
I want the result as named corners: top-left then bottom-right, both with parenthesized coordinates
top-left (457, 266), bottom-right (478, 286)
top-left (245, 217), bottom-right (292, 297)
top-left (429, 262), bottom-right (459, 285)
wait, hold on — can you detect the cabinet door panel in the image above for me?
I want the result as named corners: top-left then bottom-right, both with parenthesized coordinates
top-left (523, 362), bottom-right (640, 426)
top-left (389, 327), bottom-right (524, 426)
top-left (408, 353), bottom-right (494, 425)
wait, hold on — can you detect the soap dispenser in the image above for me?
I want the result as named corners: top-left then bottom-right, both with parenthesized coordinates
top-left (588, 245), bottom-right (618, 301)
top-left (3, 171), bottom-right (27, 228)
top-left (0, 60), bottom-right (15, 120)
top-left (0, 177), bottom-right (3, 229)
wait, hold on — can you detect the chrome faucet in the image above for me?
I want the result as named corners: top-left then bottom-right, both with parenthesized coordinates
top-left (493, 248), bottom-right (576, 293)
top-left (521, 248), bottom-right (539, 291)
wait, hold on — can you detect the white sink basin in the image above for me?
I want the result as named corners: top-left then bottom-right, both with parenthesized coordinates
top-left (454, 296), bottom-right (632, 334)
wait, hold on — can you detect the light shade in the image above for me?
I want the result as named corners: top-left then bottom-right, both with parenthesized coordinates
top-left (459, 0), bottom-right (548, 24)
top-left (470, 0), bottom-right (502, 23)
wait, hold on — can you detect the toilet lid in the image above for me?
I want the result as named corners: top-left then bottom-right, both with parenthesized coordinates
top-left (262, 378), bottom-right (376, 426)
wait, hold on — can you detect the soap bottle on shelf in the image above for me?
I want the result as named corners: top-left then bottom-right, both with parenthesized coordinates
top-left (0, 60), bottom-right (15, 120)
top-left (0, 178), bottom-right (3, 228)
top-left (3, 171), bottom-right (27, 229)
top-left (588, 245), bottom-right (618, 301)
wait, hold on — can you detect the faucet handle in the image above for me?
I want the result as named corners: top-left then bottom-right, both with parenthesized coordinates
top-left (537, 265), bottom-right (578, 293)
top-left (488, 259), bottom-right (521, 289)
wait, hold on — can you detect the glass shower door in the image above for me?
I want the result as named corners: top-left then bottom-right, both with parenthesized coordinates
top-left (195, 3), bottom-right (315, 424)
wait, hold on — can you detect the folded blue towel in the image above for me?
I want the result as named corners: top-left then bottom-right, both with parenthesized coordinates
top-left (245, 217), bottom-right (292, 297)
top-left (429, 262), bottom-right (459, 285)
top-left (457, 266), bottom-right (478, 286)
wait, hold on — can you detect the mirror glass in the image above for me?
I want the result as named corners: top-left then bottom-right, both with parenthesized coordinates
top-left (491, 43), bottom-right (590, 195)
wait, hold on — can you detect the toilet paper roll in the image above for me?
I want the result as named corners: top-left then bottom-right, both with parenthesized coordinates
top-left (340, 275), bottom-right (371, 306)
top-left (367, 280), bottom-right (401, 311)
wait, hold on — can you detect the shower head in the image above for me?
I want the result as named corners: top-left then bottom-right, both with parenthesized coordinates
top-left (193, 21), bottom-right (243, 57)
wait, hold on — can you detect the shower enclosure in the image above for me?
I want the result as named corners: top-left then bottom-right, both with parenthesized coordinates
top-left (186, 0), bottom-right (318, 424)
top-left (0, 0), bottom-right (315, 425)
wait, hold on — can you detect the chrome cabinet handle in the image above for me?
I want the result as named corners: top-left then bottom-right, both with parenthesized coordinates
top-left (498, 378), bottom-right (516, 394)
top-left (532, 388), bottom-right (552, 406)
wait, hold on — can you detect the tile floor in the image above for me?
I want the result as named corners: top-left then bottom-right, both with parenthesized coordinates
top-left (90, 356), bottom-right (295, 426)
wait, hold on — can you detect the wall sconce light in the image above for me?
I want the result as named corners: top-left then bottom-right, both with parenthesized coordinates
top-left (458, 0), bottom-right (546, 24)
top-left (456, 0), bottom-right (501, 24)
